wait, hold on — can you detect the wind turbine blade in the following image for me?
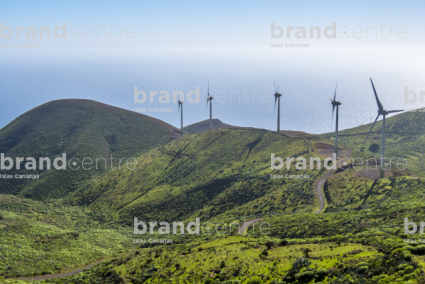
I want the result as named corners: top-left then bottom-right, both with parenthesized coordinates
top-left (334, 81), bottom-right (337, 101)
top-left (363, 114), bottom-right (380, 146)
top-left (331, 104), bottom-right (335, 128)
top-left (206, 100), bottom-right (208, 109)
top-left (388, 110), bottom-right (404, 113)
top-left (370, 78), bottom-right (384, 111)
top-left (277, 85), bottom-right (279, 93)
top-left (273, 96), bottom-right (277, 117)
top-left (274, 81), bottom-right (276, 93)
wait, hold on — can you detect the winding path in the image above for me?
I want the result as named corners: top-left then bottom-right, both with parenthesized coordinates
top-left (10, 260), bottom-right (105, 281)
top-left (10, 144), bottom-right (350, 281)
top-left (314, 146), bottom-right (352, 214)
top-left (11, 218), bottom-right (263, 281)
top-left (237, 218), bottom-right (264, 234)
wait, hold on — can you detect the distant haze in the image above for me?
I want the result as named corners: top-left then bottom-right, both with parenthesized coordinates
top-left (1, 0), bottom-right (425, 133)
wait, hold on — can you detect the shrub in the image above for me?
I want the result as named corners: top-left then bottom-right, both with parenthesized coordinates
top-left (265, 241), bottom-right (275, 250)
top-left (369, 143), bottom-right (380, 152)
top-left (301, 271), bottom-right (314, 278)
top-left (412, 245), bottom-right (425, 255)
top-left (317, 269), bottom-right (327, 275)
top-left (260, 249), bottom-right (269, 257)
top-left (303, 248), bottom-right (311, 258)
top-left (405, 266), bottom-right (414, 273)
top-left (246, 277), bottom-right (262, 284)
top-left (294, 273), bottom-right (301, 279)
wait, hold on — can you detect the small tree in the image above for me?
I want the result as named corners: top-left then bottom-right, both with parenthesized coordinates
top-left (260, 249), bottom-right (269, 257)
top-left (265, 241), bottom-right (274, 250)
top-left (303, 248), bottom-right (311, 258)
top-left (369, 143), bottom-right (380, 153)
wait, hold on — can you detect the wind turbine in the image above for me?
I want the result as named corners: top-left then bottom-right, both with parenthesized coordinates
top-left (330, 82), bottom-right (341, 159)
top-left (363, 78), bottom-right (403, 178)
top-left (178, 96), bottom-right (184, 136)
top-left (273, 81), bottom-right (282, 132)
top-left (206, 80), bottom-right (213, 131)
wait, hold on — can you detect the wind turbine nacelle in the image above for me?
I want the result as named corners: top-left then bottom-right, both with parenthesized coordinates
top-left (332, 101), bottom-right (341, 106)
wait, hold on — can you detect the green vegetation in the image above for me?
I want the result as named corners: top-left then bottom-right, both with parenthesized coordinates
top-left (0, 99), bottom-right (176, 200)
top-left (183, 119), bottom-right (236, 134)
top-left (68, 128), bottom-right (326, 222)
top-left (42, 235), bottom-right (424, 283)
top-left (321, 109), bottom-right (425, 177)
top-left (2, 104), bottom-right (425, 283)
top-left (0, 194), bottom-right (133, 279)
top-left (324, 169), bottom-right (425, 213)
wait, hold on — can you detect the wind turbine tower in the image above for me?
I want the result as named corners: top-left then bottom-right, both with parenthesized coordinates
top-left (206, 80), bottom-right (214, 131)
top-left (178, 97), bottom-right (184, 135)
top-left (330, 82), bottom-right (341, 159)
top-left (273, 82), bottom-right (282, 132)
top-left (363, 78), bottom-right (403, 178)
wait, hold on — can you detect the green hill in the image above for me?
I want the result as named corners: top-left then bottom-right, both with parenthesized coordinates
top-left (183, 119), bottom-right (237, 134)
top-left (68, 128), bottom-right (330, 223)
top-left (321, 109), bottom-right (425, 177)
top-left (3, 104), bottom-right (425, 283)
top-left (0, 99), bottom-right (177, 200)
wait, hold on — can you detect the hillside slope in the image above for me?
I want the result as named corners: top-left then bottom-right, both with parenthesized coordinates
top-left (69, 129), bottom-right (329, 222)
top-left (183, 119), bottom-right (237, 134)
top-left (321, 109), bottom-right (425, 177)
top-left (0, 99), bottom-right (177, 199)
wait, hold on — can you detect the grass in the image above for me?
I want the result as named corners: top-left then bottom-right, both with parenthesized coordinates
top-left (321, 109), bottom-right (425, 177)
top-left (44, 234), bottom-right (423, 283)
top-left (0, 194), bottom-right (134, 279)
top-left (0, 99), bottom-right (176, 200)
top-left (67, 128), bottom-right (326, 223)
top-left (2, 105), bottom-right (425, 283)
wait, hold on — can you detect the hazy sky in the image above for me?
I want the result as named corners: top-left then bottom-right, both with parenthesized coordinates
top-left (1, 0), bottom-right (425, 133)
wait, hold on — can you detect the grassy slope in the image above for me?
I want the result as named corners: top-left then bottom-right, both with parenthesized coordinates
top-left (321, 109), bottom-right (425, 177)
top-left (323, 168), bottom-right (425, 213)
top-left (46, 234), bottom-right (424, 284)
top-left (0, 194), bottom-right (134, 279)
top-left (3, 106), bottom-right (425, 283)
top-left (0, 99), bottom-right (176, 199)
top-left (68, 128), bottom-right (331, 223)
